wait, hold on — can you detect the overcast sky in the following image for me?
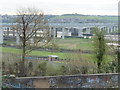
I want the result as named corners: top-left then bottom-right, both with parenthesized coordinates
top-left (0, 0), bottom-right (119, 15)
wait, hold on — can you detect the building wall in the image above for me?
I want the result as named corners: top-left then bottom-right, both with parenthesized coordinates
top-left (5, 73), bottom-right (120, 88)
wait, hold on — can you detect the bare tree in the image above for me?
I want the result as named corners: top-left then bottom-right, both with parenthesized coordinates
top-left (13, 8), bottom-right (51, 76)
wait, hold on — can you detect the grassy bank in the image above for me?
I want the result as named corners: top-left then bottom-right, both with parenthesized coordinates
top-left (4, 38), bottom-right (93, 50)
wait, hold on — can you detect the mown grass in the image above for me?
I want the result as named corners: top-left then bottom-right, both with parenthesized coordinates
top-left (0, 47), bottom-right (93, 59)
top-left (4, 40), bottom-right (16, 45)
top-left (1, 37), bottom-right (115, 65)
top-left (1, 38), bottom-right (115, 63)
top-left (4, 38), bottom-right (93, 50)
top-left (55, 38), bottom-right (93, 50)
top-left (0, 46), bottom-right (114, 64)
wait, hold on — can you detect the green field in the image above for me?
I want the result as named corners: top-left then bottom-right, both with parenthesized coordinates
top-left (55, 38), bottom-right (93, 50)
top-left (1, 46), bottom-right (114, 75)
top-left (0, 47), bottom-right (93, 59)
top-left (4, 38), bottom-right (94, 50)
top-left (1, 38), bottom-right (114, 61)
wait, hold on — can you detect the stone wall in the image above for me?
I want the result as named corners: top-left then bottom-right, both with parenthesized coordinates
top-left (3, 73), bottom-right (120, 88)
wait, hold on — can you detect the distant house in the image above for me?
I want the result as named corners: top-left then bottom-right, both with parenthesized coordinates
top-left (48, 55), bottom-right (59, 61)
top-left (106, 43), bottom-right (119, 47)
top-left (83, 34), bottom-right (93, 39)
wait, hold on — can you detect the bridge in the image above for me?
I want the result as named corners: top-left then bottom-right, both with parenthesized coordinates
top-left (49, 23), bottom-right (118, 39)
top-left (0, 22), bottom-right (118, 44)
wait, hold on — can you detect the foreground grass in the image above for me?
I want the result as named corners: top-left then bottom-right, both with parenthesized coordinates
top-left (1, 46), bottom-right (115, 76)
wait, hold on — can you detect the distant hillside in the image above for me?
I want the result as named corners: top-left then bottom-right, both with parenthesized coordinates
top-left (1, 14), bottom-right (118, 23)
top-left (49, 14), bottom-right (118, 23)
top-left (62, 13), bottom-right (84, 16)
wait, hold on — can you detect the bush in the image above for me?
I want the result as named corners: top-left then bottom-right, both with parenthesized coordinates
top-left (38, 62), bottom-right (47, 76)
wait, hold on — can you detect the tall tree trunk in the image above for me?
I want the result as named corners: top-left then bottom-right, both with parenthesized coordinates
top-left (22, 46), bottom-right (26, 76)
top-left (97, 62), bottom-right (101, 73)
top-left (19, 45), bottom-right (26, 76)
top-left (20, 31), bottom-right (26, 76)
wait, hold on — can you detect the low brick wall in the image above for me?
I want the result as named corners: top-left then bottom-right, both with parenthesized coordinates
top-left (4, 73), bottom-right (120, 88)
